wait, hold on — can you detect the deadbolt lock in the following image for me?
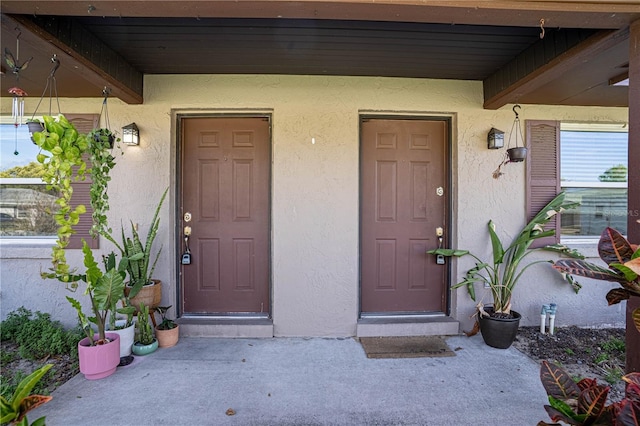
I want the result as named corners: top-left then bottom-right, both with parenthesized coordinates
top-left (184, 212), bottom-right (192, 222)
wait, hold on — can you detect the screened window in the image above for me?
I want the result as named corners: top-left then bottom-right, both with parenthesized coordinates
top-left (560, 124), bottom-right (628, 238)
top-left (0, 120), bottom-right (57, 238)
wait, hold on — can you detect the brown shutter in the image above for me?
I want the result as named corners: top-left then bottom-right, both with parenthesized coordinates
top-left (526, 120), bottom-right (561, 248)
top-left (65, 114), bottom-right (99, 249)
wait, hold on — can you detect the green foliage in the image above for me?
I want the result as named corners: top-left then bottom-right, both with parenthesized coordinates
top-left (0, 308), bottom-right (80, 361)
top-left (0, 364), bottom-right (52, 426)
top-left (103, 188), bottom-right (168, 298)
top-left (601, 337), bottom-right (625, 353)
top-left (135, 304), bottom-right (154, 345)
top-left (428, 192), bottom-right (581, 315)
top-left (34, 115), bottom-right (89, 281)
top-left (598, 164), bottom-right (627, 182)
top-left (603, 366), bottom-right (624, 385)
top-left (65, 241), bottom-right (128, 345)
top-left (551, 227), bottom-right (640, 334)
top-left (0, 162), bottom-right (46, 178)
top-left (155, 306), bottom-right (177, 330)
top-left (538, 360), bottom-right (640, 425)
top-left (87, 128), bottom-right (122, 238)
top-left (0, 307), bottom-right (32, 342)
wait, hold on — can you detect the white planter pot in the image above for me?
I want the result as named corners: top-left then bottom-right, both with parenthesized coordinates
top-left (106, 319), bottom-right (135, 357)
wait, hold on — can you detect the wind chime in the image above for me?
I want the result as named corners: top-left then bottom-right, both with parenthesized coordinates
top-left (4, 28), bottom-right (33, 155)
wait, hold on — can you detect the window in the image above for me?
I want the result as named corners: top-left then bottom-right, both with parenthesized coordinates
top-left (526, 120), bottom-right (628, 246)
top-left (1, 114), bottom-right (99, 247)
top-left (0, 119), bottom-right (57, 238)
top-left (560, 124), bottom-right (628, 238)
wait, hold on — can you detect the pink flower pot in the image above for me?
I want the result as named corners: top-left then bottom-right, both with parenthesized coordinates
top-left (78, 333), bottom-right (120, 380)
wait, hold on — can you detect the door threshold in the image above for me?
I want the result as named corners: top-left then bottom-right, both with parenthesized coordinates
top-left (177, 316), bottom-right (273, 338)
top-left (357, 315), bottom-right (459, 337)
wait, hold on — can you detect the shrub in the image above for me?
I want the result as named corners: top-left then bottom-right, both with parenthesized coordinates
top-left (1, 307), bottom-right (81, 361)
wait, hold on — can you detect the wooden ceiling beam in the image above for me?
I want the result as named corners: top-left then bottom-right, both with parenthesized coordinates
top-left (483, 27), bottom-right (629, 109)
top-left (1, 1), bottom-right (639, 29)
top-left (4, 14), bottom-right (143, 104)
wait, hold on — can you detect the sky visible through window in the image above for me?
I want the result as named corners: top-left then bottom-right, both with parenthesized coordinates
top-left (561, 131), bottom-right (628, 183)
top-left (0, 124), bottom-right (42, 171)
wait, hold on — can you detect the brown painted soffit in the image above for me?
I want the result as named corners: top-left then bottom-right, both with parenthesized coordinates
top-left (2, 2), bottom-right (638, 106)
top-left (1, 1), bottom-right (639, 29)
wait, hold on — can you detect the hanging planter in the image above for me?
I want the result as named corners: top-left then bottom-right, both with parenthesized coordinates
top-left (507, 147), bottom-right (527, 162)
top-left (27, 120), bottom-right (44, 134)
top-left (492, 104), bottom-right (526, 178)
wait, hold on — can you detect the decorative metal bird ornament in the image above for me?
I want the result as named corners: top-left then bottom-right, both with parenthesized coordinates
top-left (4, 47), bottom-right (33, 76)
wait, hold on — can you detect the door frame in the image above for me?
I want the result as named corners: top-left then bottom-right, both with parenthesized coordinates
top-left (173, 111), bottom-right (274, 318)
top-left (358, 113), bottom-right (453, 317)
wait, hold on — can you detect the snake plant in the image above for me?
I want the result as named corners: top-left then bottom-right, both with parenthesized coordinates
top-left (103, 187), bottom-right (168, 299)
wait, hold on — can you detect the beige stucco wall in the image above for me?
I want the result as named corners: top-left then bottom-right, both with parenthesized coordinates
top-left (0, 75), bottom-right (628, 335)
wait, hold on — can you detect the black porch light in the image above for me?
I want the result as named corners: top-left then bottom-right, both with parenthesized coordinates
top-left (122, 122), bottom-right (139, 145)
top-left (487, 127), bottom-right (504, 149)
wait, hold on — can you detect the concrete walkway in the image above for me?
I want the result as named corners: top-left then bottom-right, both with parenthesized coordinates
top-left (32, 335), bottom-right (549, 425)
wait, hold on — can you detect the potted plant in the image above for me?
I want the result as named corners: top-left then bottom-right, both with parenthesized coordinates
top-left (33, 115), bottom-right (90, 281)
top-left (550, 227), bottom-right (640, 334)
top-left (87, 129), bottom-right (121, 238)
top-left (428, 192), bottom-right (582, 348)
top-left (132, 303), bottom-right (158, 356)
top-left (26, 118), bottom-right (44, 140)
top-left (105, 298), bottom-right (136, 359)
top-left (103, 188), bottom-right (168, 311)
top-left (154, 305), bottom-right (179, 348)
top-left (35, 115), bottom-right (127, 378)
top-left (88, 128), bottom-right (118, 149)
top-left (64, 241), bottom-right (129, 379)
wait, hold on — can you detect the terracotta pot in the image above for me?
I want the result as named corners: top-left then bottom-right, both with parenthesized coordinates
top-left (478, 308), bottom-right (521, 349)
top-left (126, 279), bottom-right (162, 311)
top-left (155, 325), bottom-right (180, 348)
top-left (132, 339), bottom-right (158, 356)
top-left (78, 333), bottom-right (120, 380)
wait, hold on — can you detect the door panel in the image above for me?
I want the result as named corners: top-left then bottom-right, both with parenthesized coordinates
top-left (181, 117), bottom-right (270, 314)
top-left (361, 118), bottom-right (448, 313)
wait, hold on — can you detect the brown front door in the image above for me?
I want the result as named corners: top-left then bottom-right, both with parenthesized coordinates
top-left (180, 117), bottom-right (270, 314)
top-left (360, 118), bottom-right (448, 313)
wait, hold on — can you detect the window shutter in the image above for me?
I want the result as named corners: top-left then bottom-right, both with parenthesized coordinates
top-left (526, 120), bottom-right (560, 248)
top-left (65, 114), bottom-right (99, 249)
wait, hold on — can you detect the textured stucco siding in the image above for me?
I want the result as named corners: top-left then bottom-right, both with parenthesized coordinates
top-left (0, 75), bottom-right (628, 335)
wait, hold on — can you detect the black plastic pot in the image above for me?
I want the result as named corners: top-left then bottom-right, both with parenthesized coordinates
top-left (507, 147), bottom-right (527, 162)
top-left (27, 121), bottom-right (44, 133)
top-left (28, 122), bottom-right (45, 144)
top-left (478, 308), bottom-right (521, 349)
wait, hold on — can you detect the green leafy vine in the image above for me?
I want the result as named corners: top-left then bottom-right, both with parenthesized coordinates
top-left (33, 115), bottom-right (89, 282)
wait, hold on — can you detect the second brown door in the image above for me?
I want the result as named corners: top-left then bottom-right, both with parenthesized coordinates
top-left (360, 118), bottom-right (448, 314)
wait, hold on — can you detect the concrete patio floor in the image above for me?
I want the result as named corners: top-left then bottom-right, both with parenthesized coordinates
top-left (31, 334), bottom-right (549, 425)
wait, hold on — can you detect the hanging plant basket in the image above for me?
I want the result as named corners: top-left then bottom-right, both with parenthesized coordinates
top-left (27, 121), bottom-right (44, 134)
top-left (507, 147), bottom-right (527, 162)
top-left (27, 121), bottom-right (45, 144)
top-left (91, 128), bottom-right (115, 149)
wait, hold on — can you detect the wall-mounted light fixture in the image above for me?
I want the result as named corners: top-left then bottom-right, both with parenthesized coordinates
top-left (487, 127), bottom-right (504, 149)
top-left (122, 122), bottom-right (139, 145)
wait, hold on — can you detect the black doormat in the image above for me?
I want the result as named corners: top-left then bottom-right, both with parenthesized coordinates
top-left (359, 336), bottom-right (455, 359)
